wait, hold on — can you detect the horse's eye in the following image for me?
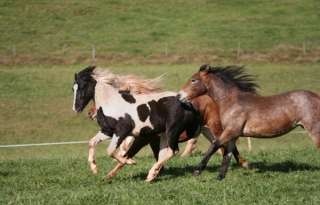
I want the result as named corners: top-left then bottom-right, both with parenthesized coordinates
top-left (191, 79), bottom-right (198, 84)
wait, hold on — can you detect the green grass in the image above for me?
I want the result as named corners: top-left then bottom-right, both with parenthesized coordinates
top-left (1, 151), bottom-right (320, 205)
top-left (0, 0), bottom-right (319, 63)
top-left (1, 63), bottom-right (320, 204)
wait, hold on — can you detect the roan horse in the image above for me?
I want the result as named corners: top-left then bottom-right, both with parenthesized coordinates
top-left (73, 66), bottom-right (249, 181)
top-left (178, 64), bottom-right (320, 180)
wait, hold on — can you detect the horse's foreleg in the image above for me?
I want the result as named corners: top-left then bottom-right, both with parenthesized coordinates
top-left (105, 162), bottom-right (125, 179)
top-left (107, 135), bottom-right (135, 165)
top-left (193, 128), bottom-right (234, 176)
top-left (181, 138), bottom-right (197, 157)
top-left (88, 131), bottom-right (111, 174)
top-left (217, 139), bottom-right (236, 180)
top-left (118, 136), bottom-right (136, 164)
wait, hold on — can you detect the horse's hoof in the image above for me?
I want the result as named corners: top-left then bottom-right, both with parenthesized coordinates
top-left (216, 174), bottom-right (225, 181)
top-left (90, 165), bottom-right (98, 175)
top-left (241, 161), bottom-right (250, 169)
top-left (193, 170), bottom-right (201, 176)
top-left (145, 176), bottom-right (155, 183)
top-left (126, 158), bottom-right (136, 165)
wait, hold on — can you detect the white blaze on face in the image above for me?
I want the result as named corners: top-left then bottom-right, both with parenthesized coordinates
top-left (72, 83), bottom-right (79, 112)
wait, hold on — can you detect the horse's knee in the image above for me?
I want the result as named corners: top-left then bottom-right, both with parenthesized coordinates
top-left (106, 147), bottom-right (115, 156)
top-left (88, 138), bottom-right (96, 148)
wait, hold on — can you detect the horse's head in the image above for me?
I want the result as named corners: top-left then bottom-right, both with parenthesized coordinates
top-left (72, 66), bottom-right (97, 112)
top-left (177, 64), bottom-right (211, 103)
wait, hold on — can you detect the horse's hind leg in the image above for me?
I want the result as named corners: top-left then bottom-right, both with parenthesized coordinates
top-left (302, 120), bottom-right (320, 148)
top-left (88, 131), bottom-right (111, 174)
top-left (232, 143), bottom-right (250, 169)
top-left (146, 135), bottom-right (175, 182)
top-left (309, 126), bottom-right (320, 148)
top-left (149, 136), bottom-right (160, 161)
top-left (105, 135), bottom-right (152, 179)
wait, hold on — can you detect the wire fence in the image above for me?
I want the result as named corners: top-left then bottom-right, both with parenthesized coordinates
top-left (0, 131), bottom-right (307, 148)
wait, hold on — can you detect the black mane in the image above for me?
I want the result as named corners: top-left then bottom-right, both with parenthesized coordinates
top-left (199, 64), bottom-right (259, 93)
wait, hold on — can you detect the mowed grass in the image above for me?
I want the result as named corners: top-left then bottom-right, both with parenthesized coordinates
top-left (0, 0), bottom-right (319, 62)
top-left (1, 63), bottom-right (320, 204)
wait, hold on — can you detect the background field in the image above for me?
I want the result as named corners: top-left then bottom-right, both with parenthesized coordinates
top-left (1, 0), bottom-right (320, 205)
top-left (0, 0), bottom-right (320, 64)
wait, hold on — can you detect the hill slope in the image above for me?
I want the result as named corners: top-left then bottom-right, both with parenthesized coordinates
top-left (0, 0), bottom-right (319, 64)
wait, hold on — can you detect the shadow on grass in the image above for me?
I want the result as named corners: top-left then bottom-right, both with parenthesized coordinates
top-left (251, 160), bottom-right (320, 173)
top-left (130, 164), bottom-right (221, 182)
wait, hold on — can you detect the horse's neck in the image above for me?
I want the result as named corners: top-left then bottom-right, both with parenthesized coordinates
top-left (94, 82), bottom-right (119, 109)
top-left (208, 80), bottom-right (238, 107)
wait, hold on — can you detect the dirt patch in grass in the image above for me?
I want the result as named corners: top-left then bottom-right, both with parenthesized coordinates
top-left (1, 45), bottom-right (320, 66)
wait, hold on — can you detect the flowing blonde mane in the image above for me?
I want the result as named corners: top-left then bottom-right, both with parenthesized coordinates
top-left (92, 68), bottom-right (163, 94)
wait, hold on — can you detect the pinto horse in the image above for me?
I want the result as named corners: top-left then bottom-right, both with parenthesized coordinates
top-left (178, 64), bottom-right (320, 180)
top-left (73, 66), bottom-right (200, 181)
top-left (73, 66), bottom-right (249, 181)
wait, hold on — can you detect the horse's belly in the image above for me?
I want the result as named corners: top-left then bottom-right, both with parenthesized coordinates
top-left (132, 118), bottom-right (155, 136)
top-left (243, 119), bottom-right (294, 137)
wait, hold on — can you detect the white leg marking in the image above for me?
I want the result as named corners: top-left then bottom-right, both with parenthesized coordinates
top-left (119, 136), bottom-right (135, 157)
top-left (107, 134), bottom-right (119, 156)
top-left (88, 131), bottom-right (111, 174)
top-left (146, 135), bottom-right (175, 182)
top-left (106, 135), bottom-right (132, 164)
top-left (72, 83), bottom-right (78, 112)
top-left (181, 138), bottom-right (197, 157)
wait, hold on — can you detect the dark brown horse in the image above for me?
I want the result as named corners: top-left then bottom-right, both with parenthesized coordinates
top-left (178, 64), bottom-right (320, 180)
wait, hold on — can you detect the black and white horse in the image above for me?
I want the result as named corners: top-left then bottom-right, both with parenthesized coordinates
top-left (72, 66), bottom-right (200, 181)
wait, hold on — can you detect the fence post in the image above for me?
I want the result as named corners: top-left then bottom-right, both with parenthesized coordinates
top-left (91, 45), bottom-right (96, 65)
top-left (302, 41), bottom-right (306, 55)
top-left (237, 42), bottom-right (241, 59)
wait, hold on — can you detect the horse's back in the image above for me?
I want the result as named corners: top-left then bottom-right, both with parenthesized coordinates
top-left (239, 90), bottom-right (320, 136)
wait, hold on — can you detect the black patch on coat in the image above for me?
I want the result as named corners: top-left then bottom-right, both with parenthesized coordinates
top-left (139, 126), bottom-right (154, 136)
top-left (137, 104), bottom-right (150, 122)
top-left (147, 99), bottom-right (167, 132)
top-left (96, 107), bottom-right (135, 148)
top-left (119, 90), bottom-right (136, 104)
top-left (115, 113), bottom-right (135, 147)
top-left (96, 107), bottom-right (117, 136)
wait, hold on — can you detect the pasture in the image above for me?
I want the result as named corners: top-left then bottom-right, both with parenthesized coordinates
top-left (1, 0), bottom-right (320, 204)
top-left (1, 0), bottom-right (320, 64)
top-left (1, 64), bottom-right (320, 204)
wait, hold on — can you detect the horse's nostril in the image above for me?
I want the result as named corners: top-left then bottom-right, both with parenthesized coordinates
top-left (177, 94), bottom-right (181, 99)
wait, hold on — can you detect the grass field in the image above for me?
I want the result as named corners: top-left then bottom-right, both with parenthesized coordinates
top-left (1, 0), bottom-right (320, 64)
top-left (1, 0), bottom-right (320, 204)
top-left (1, 63), bottom-right (320, 204)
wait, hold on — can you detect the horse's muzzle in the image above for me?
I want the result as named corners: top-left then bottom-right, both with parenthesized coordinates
top-left (177, 91), bottom-right (189, 103)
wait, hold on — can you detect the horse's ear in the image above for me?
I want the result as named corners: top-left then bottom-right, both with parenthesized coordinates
top-left (88, 65), bottom-right (96, 71)
top-left (74, 73), bottom-right (77, 80)
top-left (199, 64), bottom-right (210, 72)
